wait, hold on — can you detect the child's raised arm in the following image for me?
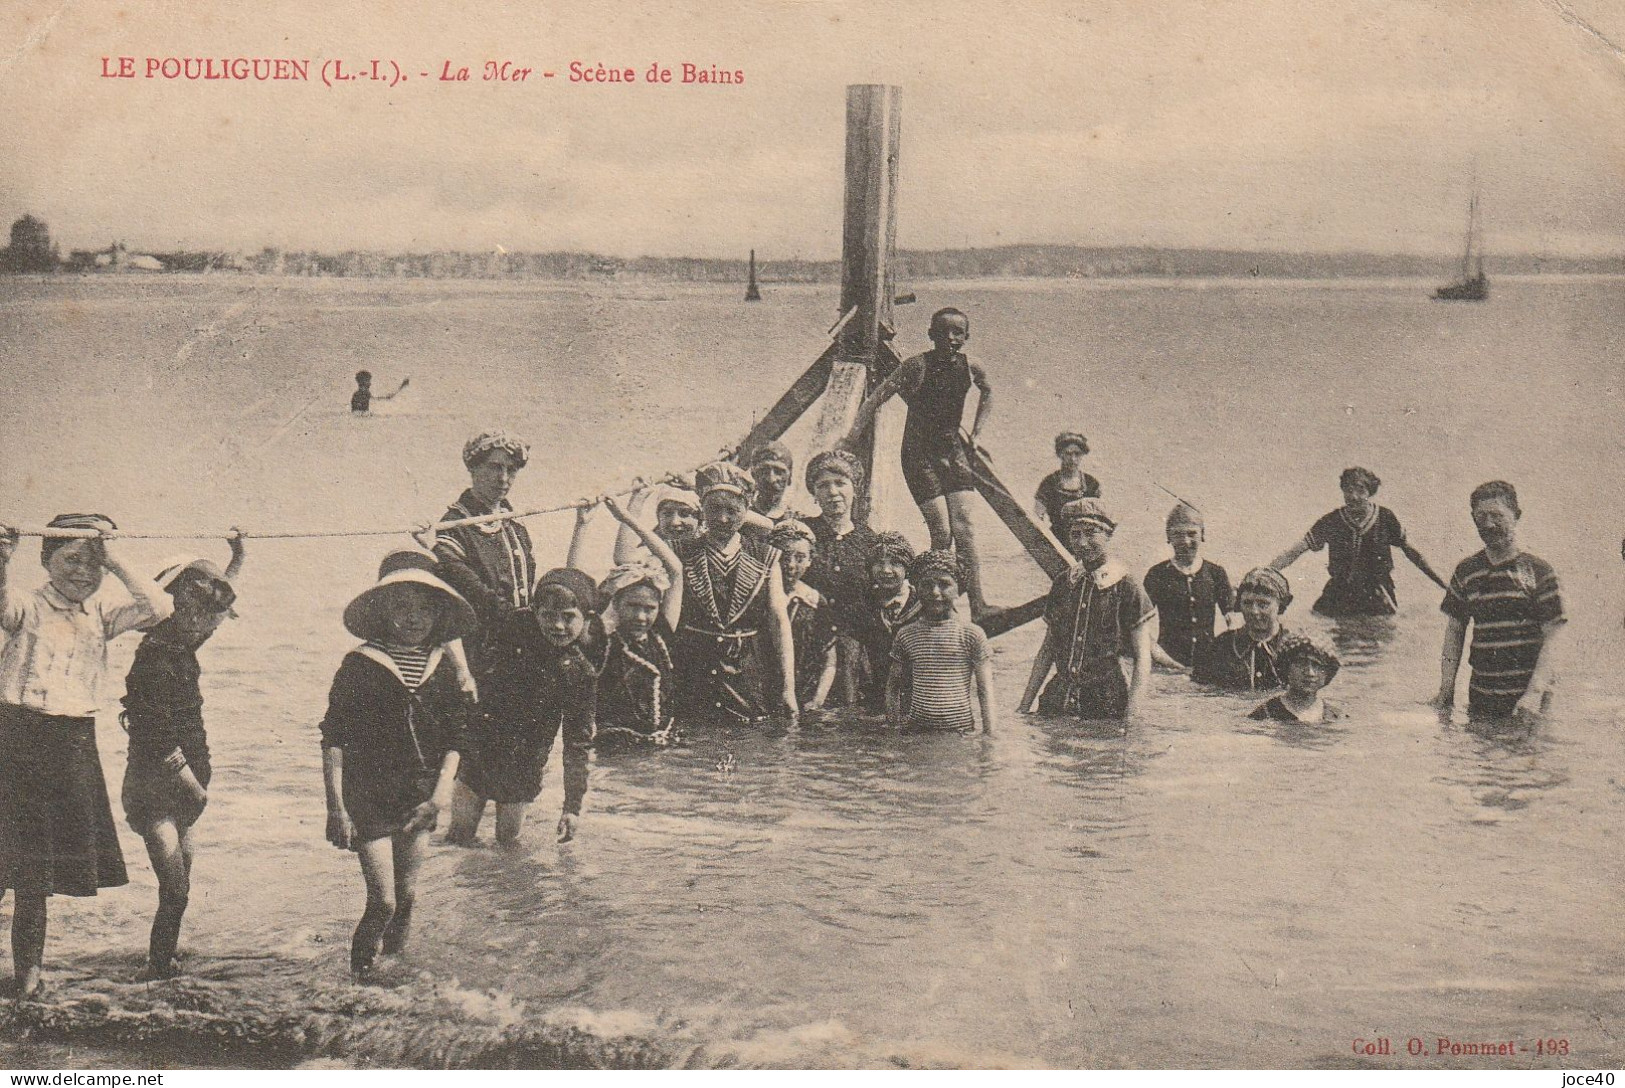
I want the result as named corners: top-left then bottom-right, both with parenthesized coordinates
top-left (605, 494), bottom-right (684, 630)
top-left (567, 498), bottom-right (598, 570)
top-left (224, 529), bottom-right (247, 581)
top-left (612, 486), bottom-right (656, 565)
top-left (102, 535), bottom-right (174, 631)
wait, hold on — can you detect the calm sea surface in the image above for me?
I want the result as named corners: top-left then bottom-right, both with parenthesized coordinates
top-left (0, 275), bottom-right (1620, 1068)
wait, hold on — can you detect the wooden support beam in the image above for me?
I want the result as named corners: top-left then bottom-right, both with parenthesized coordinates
top-left (737, 342), bottom-right (838, 462)
top-left (975, 593), bottom-right (1048, 638)
top-left (963, 438), bottom-right (1074, 581)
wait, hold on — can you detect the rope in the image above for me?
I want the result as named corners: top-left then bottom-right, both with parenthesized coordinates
top-left (0, 460), bottom-right (730, 543)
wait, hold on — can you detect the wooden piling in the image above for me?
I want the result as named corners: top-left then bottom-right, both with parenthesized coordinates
top-left (812, 84), bottom-right (902, 522)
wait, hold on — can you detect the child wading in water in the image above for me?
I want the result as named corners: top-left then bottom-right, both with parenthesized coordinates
top-left (769, 519), bottom-right (838, 713)
top-left (1249, 635), bottom-right (1346, 723)
top-left (0, 515), bottom-right (172, 1001)
top-left (321, 550), bottom-right (476, 976)
top-left (848, 308), bottom-right (995, 618)
top-left (1143, 503), bottom-right (1235, 673)
top-left (446, 567), bottom-right (598, 845)
top-left (595, 495), bottom-right (685, 747)
top-left (120, 540), bottom-right (246, 980)
top-left (1018, 500), bottom-right (1155, 721)
top-left (887, 551), bottom-right (996, 734)
top-left (1270, 467), bottom-right (1445, 617)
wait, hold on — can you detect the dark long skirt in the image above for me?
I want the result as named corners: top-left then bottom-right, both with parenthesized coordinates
top-left (0, 704), bottom-right (127, 897)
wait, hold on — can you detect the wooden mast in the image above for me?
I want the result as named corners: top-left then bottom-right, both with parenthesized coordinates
top-left (809, 84), bottom-right (902, 523)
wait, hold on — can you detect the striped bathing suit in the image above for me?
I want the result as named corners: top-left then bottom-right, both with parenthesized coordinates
top-left (889, 615), bottom-right (991, 731)
top-left (1441, 549), bottom-right (1564, 717)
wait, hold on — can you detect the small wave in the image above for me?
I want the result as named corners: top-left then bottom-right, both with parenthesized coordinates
top-left (4, 956), bottom-right (689, 1070)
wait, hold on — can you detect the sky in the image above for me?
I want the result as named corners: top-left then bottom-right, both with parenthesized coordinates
top-left (1, 0), bottom-right (1623, 258)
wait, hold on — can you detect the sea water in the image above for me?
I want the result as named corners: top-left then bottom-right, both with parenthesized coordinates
top-left (0, 274), bottom-right (1619, 1068)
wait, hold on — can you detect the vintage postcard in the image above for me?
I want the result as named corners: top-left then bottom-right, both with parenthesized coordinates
top-left (0, 0), bottom-right (1621, 1074)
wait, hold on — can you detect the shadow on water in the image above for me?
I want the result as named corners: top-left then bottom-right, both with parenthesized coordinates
top-left (1236, 717), bottom-right (1351, 751)
top-left (1433, 712), bottom-right (1572, 818)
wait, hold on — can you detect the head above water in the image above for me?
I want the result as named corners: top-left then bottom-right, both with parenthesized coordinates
top-left (908, 549), bottom-right (962, 615)
top-left (1469, 479), bottom-right (1520, 518)
top-left (1469, 480), bottom-right (1521, 548)
top-left (1060, 499), bottom-right (1115, 565)
top-left (1339, 467), bottom-right (1380, 518)
top-left (869, 531), bottom-right (916, 596)
top-left (1164, 503), bottom-right (1205, 558)
top-left (1276, 634), bottom-right (1340, 693)
top-left (654, 491), bottom-right (702, 543)
top-left (155, 557), bottom-right (238, 645)
top-left (1237, 567), bottom-right (1291, 640)
top-left (745, 442), bottom-right (794, 499)
top-left (1054, 432), bottom-right (1090, 458)
top-left (768, 519), bottom-right (817, 586)
top-left (343, 548), bottom-right (476, 647)
top-left (41, 514), bottom-right (117, 602)
top-left (805, 449), bottom-right (865, 496)
top-left (533, 567), bottom-right (598, 647)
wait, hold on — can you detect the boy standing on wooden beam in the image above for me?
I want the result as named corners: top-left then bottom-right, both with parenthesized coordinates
top-left (846, 307), bottom-right (994, 619)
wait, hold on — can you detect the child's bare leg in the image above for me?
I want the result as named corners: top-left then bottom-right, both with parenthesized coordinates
top-left (12, 893), bottom-right (47, 997)
top-left (140, 819), bottom-right (191, 976)
top-left (443, 780), bottom-right (484, 845)
top-left (494, 802), bottom-right (528, 847)
top-left (381, 830), bottom-right (425, 955)
top-left (945, 491), bottom-right (989, 616)
top-left (919, 496), bottom-right (953, 551)
top-left (351, 837), bottom-right (396, 975)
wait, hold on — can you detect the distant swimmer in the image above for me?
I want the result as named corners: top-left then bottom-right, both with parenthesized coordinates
top-left (350, 370), bottom-right (409, 414)
top-left (1270, 467), bottom-right (1446, 617)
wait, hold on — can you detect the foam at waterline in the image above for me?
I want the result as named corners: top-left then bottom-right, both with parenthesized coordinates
top-left (7, 957), bottom-right (692, 1069)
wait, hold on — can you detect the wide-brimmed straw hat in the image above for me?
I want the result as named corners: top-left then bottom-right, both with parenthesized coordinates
top-left (343, 548), bottom-right (477, 644)
top-left (154, 555), bottom-right (239, 618)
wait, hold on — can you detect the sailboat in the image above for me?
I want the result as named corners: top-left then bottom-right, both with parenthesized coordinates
top-left (744, 248), bottom-right (762, 302)
top-left (1434, 192), bottom-right (1487, 301)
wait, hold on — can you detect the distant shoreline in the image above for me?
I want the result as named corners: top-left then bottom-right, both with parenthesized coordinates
top-left (14, 241), bottom-right (1622, 282)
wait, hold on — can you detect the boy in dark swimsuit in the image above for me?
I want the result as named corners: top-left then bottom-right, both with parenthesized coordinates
top-left (847, 308), bottom-right (994, 617)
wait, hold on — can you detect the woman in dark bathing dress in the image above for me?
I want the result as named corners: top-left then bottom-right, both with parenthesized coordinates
top-left (799, 449), bottom-right (882, 709)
